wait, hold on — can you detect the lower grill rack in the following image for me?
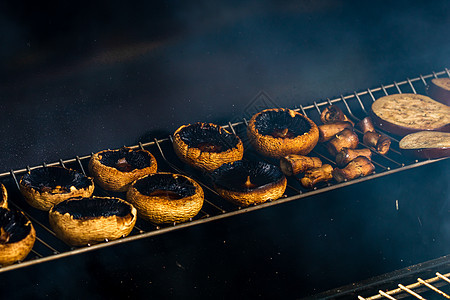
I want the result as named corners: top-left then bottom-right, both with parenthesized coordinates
top-left (312, 255), bottom-right (450, 299)
top-left (0, 68), bottom-right (449, 275)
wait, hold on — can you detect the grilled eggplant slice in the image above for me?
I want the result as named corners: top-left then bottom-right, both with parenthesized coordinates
top-left (399, 131), bottom-right (450, 159)
top-left (427, 77), bottom-right (450, 106)
top-left (0, 208), bottom-right (36, 266)
top-left (49, 197), bottom-right (137, 246)
top-left (247, 108), bottom-right (319, 158)
top-left (210, 160), bottom-right (287, 207)
top-left (127, 173), bottom-right (204, 224)
top-left (370, 93), bottom-right (450, 136)
top-left (19, 167), bottom-right (94, 211)
top-left (172, 122), bottom-right (244, 172)
top-left (89, 147), bottom-right (157, 192)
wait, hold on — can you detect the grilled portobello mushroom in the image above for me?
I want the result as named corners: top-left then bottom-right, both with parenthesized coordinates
top-left (49, 196), bottom-right (137, 246)
top-left (0, 207), bottom-right (36, 266)
top-left (89, 147), bottom-right (158, 192)
top-left (247, 108), bottom-right (319, 158)
top-left (127, 173), bottom-right (204, 224)
top-left (19, 167), bottom-right (95, 211)
top-left (172, 122), bottom-right (244, 172)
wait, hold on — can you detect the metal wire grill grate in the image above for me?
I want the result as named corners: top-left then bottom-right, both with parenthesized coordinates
top-left (0, 68), bottom-right (449, 274)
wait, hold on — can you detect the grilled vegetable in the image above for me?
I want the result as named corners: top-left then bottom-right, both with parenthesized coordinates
top-left (127, 173), bottom-right (204, 224)
top-left (332, 156), bottom-right (375, 182)
top-left (172, 122), bottom-right (244, 172)
top-left (363, 132), bottom-right (391, 155)
top-left (300, 164), bottom-right (334, 188)
top-left (0, 208), bottom-right (36, 266)
top-left (320, 105), bottom-right (354, 125)
top-left (247, 108), bottom-right (319, 158)
top-left (335, 148), bottom-right (372, 167)
top-left (210, 160), bottom-right (287, 207)
top-left (49, 197), bottom-right (137, 246)
top-left (326, 129), bottom-right (359, 156)
top-left (370, 93), bottom-right (450, 136)
top-left (89, 147), bottom-right (157, 192)
top-left (427, 77), bottom-right (450, 106)
top-left (0, 183), bottom-right (7, 209)
top-left (318, 121), bottom-right (353, 142)
top-left (399, 131), bottom-right (450, 159)
top-left (280, 155), bottom-right (322, 176)
top-left (19, 167), bottom-right (94, 211)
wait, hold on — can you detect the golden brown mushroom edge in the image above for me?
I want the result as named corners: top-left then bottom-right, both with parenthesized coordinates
top-left (247, 108), bottom-right (319, 158)
top-left (127, 172), bottom-right (204, 224)
top-left (172, 122), bottom-right (244, 172)
top-left (89, 147), bottom-right (158, 192)
top-left (49, 196), bottom-right (137, 247)
top-left (0, 207), bottom-right (36, 266)
top-left (210, 160), bottom-right (287, 207)
top-left (19, 167), bottom-right (95, 211)
top-left (0, 183), bottom-right (7, 209)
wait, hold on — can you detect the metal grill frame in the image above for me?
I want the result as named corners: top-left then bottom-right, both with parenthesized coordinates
top-left (1, 68), bottom-right (449, 274)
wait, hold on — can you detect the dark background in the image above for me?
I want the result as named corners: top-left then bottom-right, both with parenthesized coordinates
top-left (0, 0), bottom-right (449, 298)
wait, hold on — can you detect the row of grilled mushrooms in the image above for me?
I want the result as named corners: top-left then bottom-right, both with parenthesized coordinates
top-left (15, 147), bottom-right (205, 247)
top-left (0, 183), bottom-right (36, 266)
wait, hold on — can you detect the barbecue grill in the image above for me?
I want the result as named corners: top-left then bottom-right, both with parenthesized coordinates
top-left (1, 69), bottom-right (449, 298)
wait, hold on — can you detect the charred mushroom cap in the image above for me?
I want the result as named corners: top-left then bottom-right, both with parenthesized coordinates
top-left (210, 160), bottom-right (287, 207)
top-left (19, 167), bottom-right (95, 211)
top-left (0, 208), bottom-right (36, 266)
top-left (89, 147), bottom-right (158, 192)
top-left (172, 122), bottom-right (244, 172)
top-left (247, 108), bottom-right (319, 158)
top-left (49, 196), bottom-right (137, 246)
top-left (127, 172), bottom-right (204, 224)
top-left (0, 183), bottom-right (7, 209)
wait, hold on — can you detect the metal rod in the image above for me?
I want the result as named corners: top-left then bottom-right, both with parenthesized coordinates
top-left (393, 81), bottom-right (402, 94)
top-left (398, 283), bottom-right (425, 299)
top-left (378, 290), bottom-right (397, 300)
top-left (407, 78), bottom-right (417, 94)
top-left (354, 92), bottom-right (368, 114)
top-left (417, 278), bottom-right (450, 299)
top-left (436, 272), bottom-right (450, 284)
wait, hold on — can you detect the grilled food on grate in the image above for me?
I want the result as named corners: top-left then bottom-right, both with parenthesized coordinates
top-left (49, 196), bottom-right (137, 246)
top-left (0, 207), bottom-right (35, 266)
top-left (247, 108), bottom-right (319, 158)
top-left (89, 147), bottom-right (158, 192)
top-left (19, 167), bottom-right (94, 211)
top-left (370, 93), bottom-right (450, 136)
top-left (127, 173), bottom-right (204, 224)
top-left (172, 122), bottom-right (244, 172)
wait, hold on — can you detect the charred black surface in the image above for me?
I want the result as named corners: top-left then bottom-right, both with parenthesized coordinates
top-left (53, 198), bottom-right (131, 219)
top-left (99, 148), bottom-right (153, 171)
top-left (0, 208), bottom-right (31, 244)
top-left (21, 167), bottom-right (91, 191)
top-left (210, 160), bottom-right (285, 192)
top-left (254, 110), bottom-right (311, 137)
top-left (133, 174), bottom-right (196, 198)
top-left (178, 123), bottom-right (240, 152)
